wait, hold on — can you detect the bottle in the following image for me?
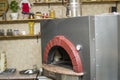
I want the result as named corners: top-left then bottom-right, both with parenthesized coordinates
top-left (28, 22), bottom-right (35, 35)
top-left (0, 51), bottom-right (7, 72)
top-left (2, 13), bottom-right (6, 21)
top-left (1, 29), bottom-right (5, 36)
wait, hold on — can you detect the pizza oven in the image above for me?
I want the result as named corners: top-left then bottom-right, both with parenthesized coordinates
top-left (40, 15), bottom-right (120, 80)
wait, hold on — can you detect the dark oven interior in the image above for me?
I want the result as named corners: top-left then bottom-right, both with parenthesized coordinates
top-left (47, 46), bottom-right (73, 69)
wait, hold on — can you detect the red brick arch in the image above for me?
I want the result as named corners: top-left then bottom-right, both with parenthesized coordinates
top-left (43, 35), bottom-right (83, 73)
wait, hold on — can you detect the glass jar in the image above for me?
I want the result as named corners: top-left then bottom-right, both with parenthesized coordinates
top-left (49, 9), bottom-right (55, 18)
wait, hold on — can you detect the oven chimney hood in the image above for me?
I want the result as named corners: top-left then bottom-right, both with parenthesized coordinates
top-left (66, 0), bottom-right (81, 17)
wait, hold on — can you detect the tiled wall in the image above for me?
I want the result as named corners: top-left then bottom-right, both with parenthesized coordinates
top-left (0, 0), bottom-right (120, 71)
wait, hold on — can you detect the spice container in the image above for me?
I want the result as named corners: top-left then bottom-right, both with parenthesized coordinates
top-left (13, 29), bottom-right (19, 36)
top-left (7, 29), bottom-right (13, 36)
top-left (0, 29), bottom-right (5, 36)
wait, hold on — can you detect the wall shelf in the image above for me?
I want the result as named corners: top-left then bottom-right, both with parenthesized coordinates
top-left (82, 0), bottom-right (119, 3)
top-left (0, 34), bottom-right (40, 40)
top-left (33, 0), bottom-right (119, 4)
top-left (0, 18), bottom-right (54, 24)
top-left (33, 1), bottom-right (67, 5)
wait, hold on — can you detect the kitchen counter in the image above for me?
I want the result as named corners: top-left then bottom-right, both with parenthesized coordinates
top-left (0, 71), bottom-right (37, 80)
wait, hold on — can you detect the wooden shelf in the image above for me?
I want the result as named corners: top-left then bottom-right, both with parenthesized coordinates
top-left (33, 1), bottom-right (67, 5)
top-left (33, 0), bottom-right (119, 4)
top-left (82, 0), bottom-right (119, 3)
top-left (34, 0), bottom-right (120, 3)
top-left (0, 34), bottom-right (40, 40)
top-left (0, 18), bottom-right (54, 24)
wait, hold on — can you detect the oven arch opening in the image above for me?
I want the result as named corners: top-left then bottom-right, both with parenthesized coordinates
top-left (47, 46), bottom-right (73, 70)
top-left (43, 35), bottom-right (83, 73)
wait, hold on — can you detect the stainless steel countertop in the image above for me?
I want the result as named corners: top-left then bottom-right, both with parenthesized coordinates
top-left (0, 71), bottom-right (37, 79)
